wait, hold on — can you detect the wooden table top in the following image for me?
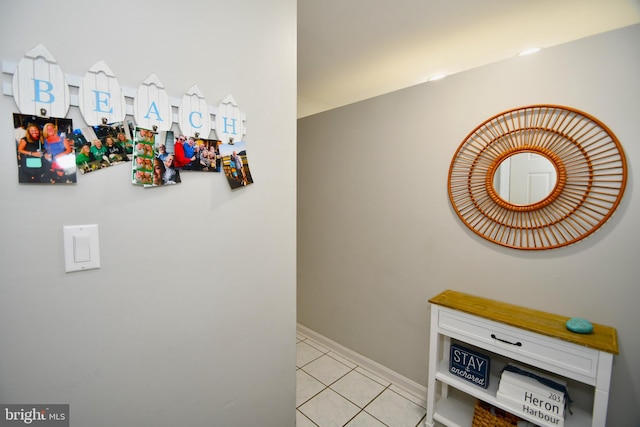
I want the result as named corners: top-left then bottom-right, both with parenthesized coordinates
top-left (429, 290), bottom-right (618, 354)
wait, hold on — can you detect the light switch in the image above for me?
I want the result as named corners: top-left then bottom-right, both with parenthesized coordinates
top-left (73, 235), bottom-right (91, 262)
top-left (63, 225), bottom-right (100, 273)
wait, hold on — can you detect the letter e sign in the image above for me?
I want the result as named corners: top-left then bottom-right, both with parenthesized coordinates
top-left (78, 60), bottom-right (126, 126)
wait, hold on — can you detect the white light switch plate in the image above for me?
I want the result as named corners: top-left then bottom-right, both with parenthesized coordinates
top-left (63, 224), bottom-right (100, 273)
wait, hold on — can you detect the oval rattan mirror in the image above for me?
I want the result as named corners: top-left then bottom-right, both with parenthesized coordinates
top-left (448, 105), bottom-right (627, 250)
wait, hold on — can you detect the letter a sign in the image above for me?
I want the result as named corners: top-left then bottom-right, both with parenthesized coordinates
top-left (133, 73), bottom-right (173, 131)
top-left (11, 44), bottom-right (70, 117)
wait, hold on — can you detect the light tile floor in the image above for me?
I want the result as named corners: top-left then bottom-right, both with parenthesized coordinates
top-left (297, 332), bottom-right (426, 427)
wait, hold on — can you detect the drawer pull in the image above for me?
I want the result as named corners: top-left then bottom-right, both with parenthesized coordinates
top-left (491, 334), bottom-right (522, 346)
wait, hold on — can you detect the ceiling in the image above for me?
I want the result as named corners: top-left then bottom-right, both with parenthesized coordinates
top-left (298, 0), bottom-right (640, 118)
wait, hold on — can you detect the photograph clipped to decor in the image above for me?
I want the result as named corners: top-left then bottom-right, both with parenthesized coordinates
top-left (219, 138), bottom-right (253, 189)
top-left (13, 113), bottom-right (76, 184)
top-left (171, 135), bottom-right (222, 173)
top-left (73, 121), bottom-right (133, 175)
top-left (193, 137), bottom-right (222, 172)
top-left (131, 127), bottom-right (156, 186)
top-left (147, 129), bottom-right (181, 187)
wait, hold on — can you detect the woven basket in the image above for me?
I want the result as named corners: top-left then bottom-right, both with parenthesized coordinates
top-left (472, 400), bottom-right (521, 427)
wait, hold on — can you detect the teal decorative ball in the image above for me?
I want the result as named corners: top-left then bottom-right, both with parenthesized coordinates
top-left (566, 318), bottom-right (594, 334)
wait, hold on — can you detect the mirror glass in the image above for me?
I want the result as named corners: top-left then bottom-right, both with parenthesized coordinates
top-left (493, 152), bottom-right (557, 205)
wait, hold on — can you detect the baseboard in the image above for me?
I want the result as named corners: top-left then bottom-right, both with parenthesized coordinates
top-left (297, 323), bottom-right (427, 401)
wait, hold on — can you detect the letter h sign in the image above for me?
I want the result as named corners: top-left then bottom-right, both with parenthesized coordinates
top-left (215, 95), bottom-right (246, 144)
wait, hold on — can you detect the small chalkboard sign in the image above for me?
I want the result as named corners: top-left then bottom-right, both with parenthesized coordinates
top-left (449, 343), bottom-right (490, 389)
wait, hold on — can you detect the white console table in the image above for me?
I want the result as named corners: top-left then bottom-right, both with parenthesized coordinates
top-left (426, 290), bottom-right (618, 427)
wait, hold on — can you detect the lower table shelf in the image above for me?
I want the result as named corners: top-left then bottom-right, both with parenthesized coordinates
top-left (433, 391), bottom-right (591, 427)
top-left (432, 394), bottom-right (475, 427)
top-left (433, 359), bottom-right (592, 427)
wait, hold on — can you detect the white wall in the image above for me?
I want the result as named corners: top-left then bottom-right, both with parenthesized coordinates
top-left (298, 24), bottom-right (640, 425)
top-left (0, 1), bottom-right (296, 426)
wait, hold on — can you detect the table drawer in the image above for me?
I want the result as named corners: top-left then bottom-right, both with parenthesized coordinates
top-left (438, 308), bottom-right (599, 382)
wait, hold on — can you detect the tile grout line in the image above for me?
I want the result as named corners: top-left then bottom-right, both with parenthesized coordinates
top-left (299, 366), bottom-right (394, 427)
top-left (297, 325), bottom-right (427, 402)
top-left (298, 333), bottom-right (427, 426)
top-left (340, 384), bottom-right (393, 427)
top-left (297, 364), bottom-right (357, 409)
top-left (296, 409), bottom-right (320, 427)
top-left (298, 339), bottom-right (421, 426)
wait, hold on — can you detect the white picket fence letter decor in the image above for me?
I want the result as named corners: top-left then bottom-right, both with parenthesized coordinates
top-left (78, 60), bottom-right (126, 126)
top-left (133, 73), bottom-right (173, 131)
top-left (178, 85), bottom-right (212, 138)
top-left (4, 46), bottom-right (247, 142)
top-left (11, 44), bottom-right (70, 117)
top-left (216, 94), bottom-right (246, 144)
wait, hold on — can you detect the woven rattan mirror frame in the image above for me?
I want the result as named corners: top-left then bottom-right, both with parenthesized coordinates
top-left (448, 105), bottom-right (627, 250)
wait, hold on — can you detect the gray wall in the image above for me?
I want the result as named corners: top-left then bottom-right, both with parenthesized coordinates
top-left (298, 24), bottom-right (640, 425)
top-left (0, 1), bottom-right (296, 426)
